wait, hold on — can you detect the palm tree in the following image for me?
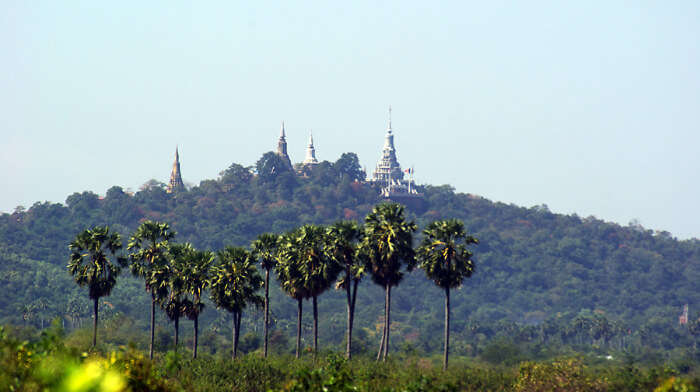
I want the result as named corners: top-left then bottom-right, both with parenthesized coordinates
top-left (417, 219), bottom-right (477, 370)
top-left (326, 221), bottom-right (364, 359)
top-left (161, 242), bottom-right (193, 352)
top-left (251, 233), bottom-right (279, 358)
top-left (127, 220), bottom-right (175, 359)
top-left (294, 224), bottom-right (340, 357)
top-left (362, 203), bottom-right (417, 361)
top-left (276, 230), bottom-right (312, 359)
top-left (67, 226), bottom-right (123, 348)
top-left (182, 248), bottom-right (214, 359)
top-left (210, 246), bottom-right (264, 359)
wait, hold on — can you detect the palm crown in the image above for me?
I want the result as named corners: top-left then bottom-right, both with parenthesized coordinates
top-left (68, 226), bottom-right (123, 300)
top-left (417, 219), bottom-right (478, 289)
top-left (362, 203), bottom-right (417, 287)
top-left (211, 246), bottom-right (264, 314)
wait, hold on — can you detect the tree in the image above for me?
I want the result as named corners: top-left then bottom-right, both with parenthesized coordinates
top-left (210, 247), bottom-right (263, 359)
top-left (256, 151), bottom-right (292, 183)
top-left (161, 242), bottom-right (193, 352)
top-left (417, 219), bottom-right (477, 370)
top-left (362, 203), bottom-right (417, 361)
top-left (276, 230), bottom-right (311, 359)
top-left (251, 232), bottom-right (280, 358)
top-left (326, 221), bottom-right (364, 359)
top-left (127, 221), bottom-right (175, 359)
top-left (334, 152), bottom-right (365, 182)
top-left (67, 226), bottom-right (123, 347)
top-left (182, 248), bottom-right (214, 359)
top-left (293, 224), bottom-right (340, 356)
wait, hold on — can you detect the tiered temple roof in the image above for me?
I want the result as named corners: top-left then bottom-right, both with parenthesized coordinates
top-left (277, 122), bottom-right (294, 170)
top-left (372, 107), bottom-right (404, 184)
top-left (167, 146), bottom-right (185, 193)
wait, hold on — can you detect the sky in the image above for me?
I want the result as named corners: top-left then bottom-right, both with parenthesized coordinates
top-left (1, 1), bottom-right (699, 239)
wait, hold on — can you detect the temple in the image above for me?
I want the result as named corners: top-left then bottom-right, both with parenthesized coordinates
top-left (167, 146), bottom-right (185, 193)
top-left (372, 107), bottom-right (404, 184)
top-left (302, 131), bottom-right (319, 167)
top-left (277, 122), bottom-right (294, 170)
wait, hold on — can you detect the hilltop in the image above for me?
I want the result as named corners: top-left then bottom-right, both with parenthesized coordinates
top-left (1, 152), bottom-right (699, 356)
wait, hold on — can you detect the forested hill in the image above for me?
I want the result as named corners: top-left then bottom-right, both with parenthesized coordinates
top-left (2, 152), bottom-right (699, 352)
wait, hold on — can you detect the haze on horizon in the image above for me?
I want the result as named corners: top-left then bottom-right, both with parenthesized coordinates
top-left (1, 2), bottom-right (699, 239)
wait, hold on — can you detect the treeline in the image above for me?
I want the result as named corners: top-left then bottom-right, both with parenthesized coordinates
top-left (1, 151), bottom-right (700, 357)
top-left (68, 203), bottom-right (477, 370)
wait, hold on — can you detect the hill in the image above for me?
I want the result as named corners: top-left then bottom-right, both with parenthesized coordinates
top-left (1, 152), bottom-right (699, 357)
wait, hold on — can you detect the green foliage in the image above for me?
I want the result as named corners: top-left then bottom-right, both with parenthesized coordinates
top-left (67, 226), bottom-right (123, 301)
top-left (514, 358), bottom-right (605, 392)
top-left (362, 203), bottom-right (417, 288)
top-left (417, 219), bottom-right (477, 290)
top-left (2, 153), bottom-right (700, 360)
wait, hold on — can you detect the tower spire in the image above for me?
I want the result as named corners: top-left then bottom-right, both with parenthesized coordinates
top-left (303, 129), bottom-right (318, 166)
top-left (276, 122), bottom-right (293, 170)
top-left (167, 146), bottom-right (185, 193)
top-left (388, 105), bottom-right (392, 131)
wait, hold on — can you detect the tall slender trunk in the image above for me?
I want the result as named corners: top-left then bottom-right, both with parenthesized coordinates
top-left (193, 315), bottom-right (199, 359)
top-left (383, 285), bottom-right (391, 361)
top-left (345, 268), bottom-right (352, 359)
top-left (264, 268), bottom-right (270, 358)
top-left (92, 298), bottom-right (99, 348)
top-left (233, 311), bottom-right (241, 360)
top-left (377, 287), bottom-right (386, 361)
top-left (312, 295), bottom-right (319, 357)
top-left (443, 287), bottom-right (450, 371)
top-left (376, 328), bottom-right (385, 361)
top-left (350, 279), bottom-right (359, 356)
top-left (174, 316), bottom-right (179, 352)
top-left (150, 294), bottom-right (155, 359)
top-left (296, 298), bottom-right (302, 359)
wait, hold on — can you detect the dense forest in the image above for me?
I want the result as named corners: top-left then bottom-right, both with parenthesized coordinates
top-left (2, 151), bottom-right (700, 365)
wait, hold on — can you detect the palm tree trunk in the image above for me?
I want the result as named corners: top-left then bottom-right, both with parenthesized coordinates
top-left (296, 298), bottom-right (302, 359)
top-left (444, 287), bottom-right (450, 371)
top-left (264, 268), bottom-right (270, 358)
top-left (376, 328), bottom-right (385, 361)
top-left (174, 316), bottom-right (179, 352)
top-left (313, 295), bottom-right (318, 357)
top-left (383, 285), bottom-right (391, 361)
top-left (92, 297), bottom-right (98, 348)
top-left (232, 311), bottom-right (240, 360)
top-left (193, 315), bottom-right (199, 359)
top-left (345, 269), bottom-right (352, 359)
top-left (349, 278), bottom-right (359, 359)
top-left (150, 294), bottom-right (155, 359)
top-left (377, 286), bottom-right (386, 361)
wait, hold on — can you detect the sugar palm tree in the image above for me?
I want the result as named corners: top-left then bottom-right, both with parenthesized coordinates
top-left (276, 230), bottom-right (311, 359)
top-left (127, 220), bottom-right (175, 359)
top-left (160, 242), bottom-right (193, 352)
top-left (326, 221), bottom-right (364, 359)
top-left (67, 226), bottom-right (123, 348)
top-left (182, 248), bottom-right (214, 359)
top-left (294, 224), bottom-right (340, 356)
top-left (417, 219), bottom-right (477, 370)
top-left (210, 246), bottom-right (264, 359)
top-left (251, 233), bottom-right (279, 358)
top-left (362, 203), bottom-right (417, 362)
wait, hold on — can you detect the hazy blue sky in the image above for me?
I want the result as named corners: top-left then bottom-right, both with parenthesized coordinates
top-left (2, 2), bottom-right (699, 238)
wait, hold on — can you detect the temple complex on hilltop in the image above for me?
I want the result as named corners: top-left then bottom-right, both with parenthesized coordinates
top-left (167, 147), bottom-right (185, 193)
top-left (165, 108), bottom-right (424, 205)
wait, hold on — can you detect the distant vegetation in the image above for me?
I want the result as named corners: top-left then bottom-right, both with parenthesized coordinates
top-left (2, 151), bottom-right (700, 387)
